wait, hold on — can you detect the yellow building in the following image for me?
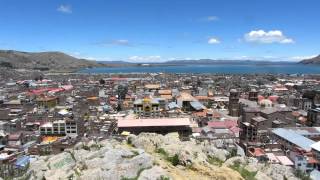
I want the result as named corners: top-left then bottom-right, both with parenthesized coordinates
top-left (133, 97), bottom-right (160, 117)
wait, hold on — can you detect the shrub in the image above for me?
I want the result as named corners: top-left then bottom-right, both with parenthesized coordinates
top-left (90, 143), bottom-right (103, 150)
top-left (294, 169), bottom-right (311, 180)
top-left (132, 150), bottom-right (139, 156)
top-left (167, 154), bottom-right (180, 166)
top-left (229, 161), bottom-right (257, 180)
top-left (207, 155), bottom-right (224, 166)
top-left (155, 148), bottom-right (179, 166)
top-left (127, 137), bottom-right (133, 145)
top-left (226, 148), bottom-right (238, 159)
top-left (82, 144), bottom-right (91, 151)
top-left (159, 175), bottom-right (170, 180)
top-left (156, 148), bottom-right (168, 156)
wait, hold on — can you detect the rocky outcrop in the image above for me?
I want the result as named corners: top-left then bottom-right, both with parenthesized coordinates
top-left (27, 139), bottom-right (167, 180)
top-left (224, 156), bottom-right (299, 180)
top-left (25, 133), bottom-right (302, 180)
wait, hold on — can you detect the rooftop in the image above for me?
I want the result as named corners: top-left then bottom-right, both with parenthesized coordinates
top-left (118, 118), bottom-right (190, 128)
top-left (252, 116), bottom-right (267, 122)
top-left (272, 128), bottom-right (315, 151)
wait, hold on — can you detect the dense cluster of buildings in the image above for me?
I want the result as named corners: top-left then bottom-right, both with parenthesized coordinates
top-left (0, 71), bottom-right (320, 178)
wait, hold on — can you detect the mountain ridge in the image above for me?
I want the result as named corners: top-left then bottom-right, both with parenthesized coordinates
top-left (299, 55), bottom-right (320, 64)
top-left (0, 49), bottom-right (314, 72)
top-left (0, 50), bottom-right (106, 71)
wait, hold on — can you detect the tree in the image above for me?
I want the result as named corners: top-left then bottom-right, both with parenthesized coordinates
top-left (23, 82), bottom-right (30, 89)
top-left (116, 102), bottom-right (122, 111)
top-left (99, 79), bottom-right (105, 85)
top-left (206, 101), bottom-right (213, 108)
top-left (117, 85), bottom-right (128, 100)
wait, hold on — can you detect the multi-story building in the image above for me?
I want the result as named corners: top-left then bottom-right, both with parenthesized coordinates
top-left (65, 119), bottom-right (77, 135)
top-left (133, 97), bottom-right (160, 118)
top-left (229, 89), bottom-right (240, 117)
top-left (52, 120), bottom-right (66, 135)
top-left (248, 88), bottom-right (258, 102)
top-left (307, 108), bottom-right (320, 126)
top-left (39, 119), bottom-right (77, 136)
top-left (293, 98), bottom-right (313, 111)
top-left (239, 100), bottom-right (295, 144)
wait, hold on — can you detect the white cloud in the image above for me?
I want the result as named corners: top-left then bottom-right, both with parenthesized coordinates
top-left (290, 55), bottom-right (318, 61)
top-left (206, 16), bottom-right (219, 22)
top-left (208, 38), bottom-right (220, 44)
top-left (128, 55), bottom-right (162, 62)
top-left (112, 39), bottom-right (130, 46)
top-left (57, 5), bottom-right (72, 14)
top-left (97, 39), bottom-right (132, 46)
top-left (67, 52), bottom-right (112, 61)
top-left (244, 30), bottom-right (294, 44)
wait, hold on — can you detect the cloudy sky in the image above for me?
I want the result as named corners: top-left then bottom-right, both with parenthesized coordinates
top-left (0, 0), bottom-right (319, 62)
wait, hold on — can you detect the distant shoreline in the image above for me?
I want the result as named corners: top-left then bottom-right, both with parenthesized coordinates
top-left (76, 63), bottom-right (320, 75)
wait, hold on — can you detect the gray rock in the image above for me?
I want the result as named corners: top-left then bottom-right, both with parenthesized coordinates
top-left (138, 166), bottom-right (170, 180)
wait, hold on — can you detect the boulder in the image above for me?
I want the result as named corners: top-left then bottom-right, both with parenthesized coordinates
top-left (138, 166), bottom-right (170, 180)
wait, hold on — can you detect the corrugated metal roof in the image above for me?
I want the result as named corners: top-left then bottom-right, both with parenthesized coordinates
top-left (190, 101), bottom-right (205, 111)
top-left (272, 128), bottom-right (315, 151)
top-left (15, 156), bottom-right (30, 168)
top-left (168, 102), bottom-right (180, 109)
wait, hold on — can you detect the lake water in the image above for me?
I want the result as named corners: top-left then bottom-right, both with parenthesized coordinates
top-left (79, 64), bottom-right (320, 74)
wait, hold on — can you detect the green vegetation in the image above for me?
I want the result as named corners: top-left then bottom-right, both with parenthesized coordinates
top-left (294, 169), bottom-right (311, 180)
top-left (156, 148), bottom-right (168, 156)
top-left (67, 174), bottom-right (74, 180)
top-left (159, 175), bottom-right (170, 180)
top-left (127, 137), bottom-right (133, 146)
top-left (81, 143), bottom-right (103, 151)
top-left (167, 154), bottom-right (180, 166)
top-left (207, 155), bottom-right (224, 166)
top-left (226, 148), bottom-right (238, 159)
top-left (68, 151), bottom-right (77, 162)
top-left (132, 150), bottom-right (139, 156)
top-left (155, 148), bottom-right (180, 166)
top-left (229, 161), bottom-right (257, 180)
top-left (0, 62), bottom-right (13, 68)
top-left (120, 167), bottom-right (151, 180)
top-left (74, 169), bottom-right (81, 177)
top-left (82, 144), bottom-right (91, 151)
top-left (123, 150), bottom-right (140, 159)
top-left (90, 143), bottom-right (103, 150)
top-left (206, 101), bottom-right (213, 108)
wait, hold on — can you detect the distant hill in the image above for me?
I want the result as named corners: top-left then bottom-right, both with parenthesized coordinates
top-left (0, 50), bottom-right (106, 71)
top-left (163, 59), bottom-right (294, 65)
top-left (299, 55), bottom-right (320, 65)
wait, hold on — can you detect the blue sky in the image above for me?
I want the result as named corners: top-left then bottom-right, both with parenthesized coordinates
top-left (0, 0), bottom-right (319, 62)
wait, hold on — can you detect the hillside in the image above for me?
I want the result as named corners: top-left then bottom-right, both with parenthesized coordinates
top-left (300, 55), bottom-right (320, 65)
top-left (21, 133), bottom-right (299, 180)
top-left (0, 50), bottom-right (106, 71)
